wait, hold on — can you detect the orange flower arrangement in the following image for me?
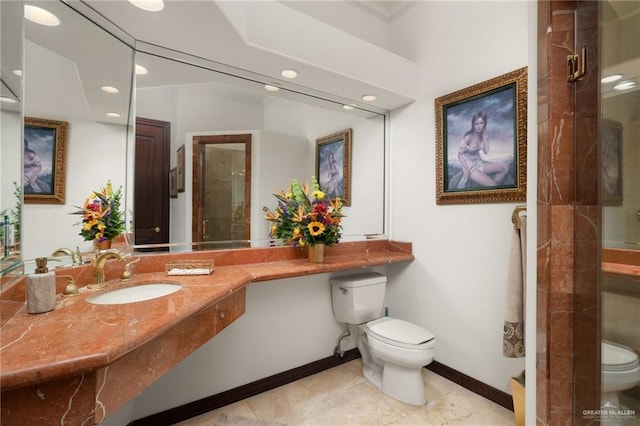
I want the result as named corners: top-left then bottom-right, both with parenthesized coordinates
top-left (72, 181), bottom-right (124, 243)
top-left (263, 177), bottom-right (344, 247)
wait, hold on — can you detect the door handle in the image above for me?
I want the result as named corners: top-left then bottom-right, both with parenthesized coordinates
top-left (151, 227), bottom-right (160, 233)
top-left (202, 220), bottom-right (210, 240)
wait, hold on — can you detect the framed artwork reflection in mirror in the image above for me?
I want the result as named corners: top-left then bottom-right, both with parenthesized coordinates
top-left (24, 116), bottom-right (68, 204)
top-left (177, 144), bottom-right (185, 193)
top-left (602, 118), bottom-right (623, 206)
top-left (316, 128), bottom-right (352, 206)
top-left (169, 167), bottom-right (178, 198)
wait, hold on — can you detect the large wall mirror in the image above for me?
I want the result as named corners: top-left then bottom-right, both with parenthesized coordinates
top-left (134, 45), bottom-right (386, 251)
top-left (21, 1), bottom-right (134, 262)
top-left (16, 1), bottom-right (387, 264)
top-left (0, 1), bottom-right (24, 275)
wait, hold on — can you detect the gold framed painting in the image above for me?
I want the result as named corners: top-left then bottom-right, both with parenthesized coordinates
top-left (23, 116), bottom-right (68, 204)
top-left (435, 67), bottom-right (527, 204)
top-left (601, 118), bottom-right (623, 206)
top-left (177, 144), bottom-right (185, 193)
top-left (169, 167), bottom-right (178, 198)
top-left (315, 128), bottom-right (352, 206)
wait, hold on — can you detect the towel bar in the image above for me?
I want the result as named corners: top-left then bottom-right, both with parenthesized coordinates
top-left (512, 205), bottom-right (527, 229)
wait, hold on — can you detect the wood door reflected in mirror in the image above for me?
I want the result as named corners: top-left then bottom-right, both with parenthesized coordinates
top-left (135, 118), bottom-right (170, 250)
top-left (193, 134), bottom-right (251, 249)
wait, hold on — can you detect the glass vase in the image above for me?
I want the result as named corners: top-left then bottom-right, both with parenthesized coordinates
top-left (308, 243), bottom-right (325, 263)
top-left (96, 239), bottom-right (112, 251)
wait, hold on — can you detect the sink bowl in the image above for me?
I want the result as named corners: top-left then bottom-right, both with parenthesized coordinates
top-left (86, 283), bottom-right (182, 305)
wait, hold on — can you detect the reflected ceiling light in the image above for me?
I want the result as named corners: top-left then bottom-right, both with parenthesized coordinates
top-left (613, 80), bottom-right (636, 91)
top-left (0, 96), bottom-right (17, 104)
top-left (106, 112), bottom-right (121, 118)
top-left (601, 74), bottom-right (622, 84)
top-left (361, 94), bottom-right (377, 102)
top-left (101, 85), bottom-right (120, 94)
top-left (24, 5), bottom-right (60, 26)
top-left (264, 84), bottom-right (280, 92)
top-left (128, 0), bottom-right (164, 12)
top-left (12, 69), bottom-right (23, 77)
top-left (342, 104), bottom-right (355, 110)
top-left (280, 69), bottom-right (298, 79)
top-left (135, 64), bottom-right (148, 75)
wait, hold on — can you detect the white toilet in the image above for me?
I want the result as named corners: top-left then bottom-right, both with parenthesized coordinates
top-left (602, 340), bottom-right (640, 408)
top-left (331, 272), bottom-right (436, 405)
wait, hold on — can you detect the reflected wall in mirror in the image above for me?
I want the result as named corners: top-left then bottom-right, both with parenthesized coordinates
top-left (134, 49), bottom-right (386, 250)
top-left (601, 0), bottom-right (640, 249)
top-left (1, 0), bottom-right (24, 274)
top-left (22, 1), bottom-right (134, 260)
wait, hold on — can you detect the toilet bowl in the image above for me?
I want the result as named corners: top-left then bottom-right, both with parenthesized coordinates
top-left (601, 340), bottom-right (640, 408)
top-left (331, 273), bottom-right (436, 405)
top-left (363, 317), bottom-right (435, 405)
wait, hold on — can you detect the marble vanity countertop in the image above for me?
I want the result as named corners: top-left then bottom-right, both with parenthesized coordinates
top-left (0, 240), bottom-right (413, 391)
top-left (602, 247), bottom-right (640, 278)
top-left (602, 262), bottom-right (640, 277)
top-left (0, 266), bottom-right (251, 391)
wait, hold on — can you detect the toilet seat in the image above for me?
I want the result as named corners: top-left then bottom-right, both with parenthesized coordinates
top-left (366, 317), bottom-right (435, 350)
top-left (602, 341), bottom-right (640, 372)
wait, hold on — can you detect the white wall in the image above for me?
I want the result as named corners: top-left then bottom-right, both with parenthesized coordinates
top-left (119, 266), bottom-right (388, 422)
top-left (386, 1), bottom-right (530, 393)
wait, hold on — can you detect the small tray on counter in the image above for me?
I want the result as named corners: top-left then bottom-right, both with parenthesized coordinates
top-left (165, 260), bottom-right (214, 276)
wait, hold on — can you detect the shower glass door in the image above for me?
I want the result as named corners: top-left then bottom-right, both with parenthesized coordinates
top-left (600, 0), bottom-right (640, 419)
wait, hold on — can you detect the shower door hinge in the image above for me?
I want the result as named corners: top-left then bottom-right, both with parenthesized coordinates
top-left (567, 47), bottom-right (587, 82)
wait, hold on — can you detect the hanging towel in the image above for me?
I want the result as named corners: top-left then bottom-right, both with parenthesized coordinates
top-left (503, 213), bottom-right (526, 358)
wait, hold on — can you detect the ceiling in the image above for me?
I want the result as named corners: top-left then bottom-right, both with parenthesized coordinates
top-left (79, 0), bottom-right (419, 111)
top-left (601, 1), bottom-right (640, 99)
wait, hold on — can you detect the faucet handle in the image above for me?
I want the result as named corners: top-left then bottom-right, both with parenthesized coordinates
top-left (74, 247), bottom-right (83, 265)
top-left (120, 257), bottom-right (140, 282)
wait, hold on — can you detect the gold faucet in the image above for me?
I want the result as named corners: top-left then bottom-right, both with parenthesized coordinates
top-left (51, 247), bottom-right (82, 266)
top-left (89, 250), bottom-right (125, 289)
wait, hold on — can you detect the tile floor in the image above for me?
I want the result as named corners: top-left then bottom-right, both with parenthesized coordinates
top-left (176, 359), bottom-right (515, 425)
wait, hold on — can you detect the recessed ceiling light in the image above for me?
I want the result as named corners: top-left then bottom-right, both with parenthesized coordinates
top-left (613, 80), bottom-right (636, 91)
top-left (0, 96), bottom-right (17, 104)
top-left (361, 94), bottom-right (377, 102)
top-left (601, 74), bottom-right (623, 84)
top-left (135, 64), bottom-right (148, 75)
top-left (342, 104), bottom-right (355, 110)
top-left (106, 112), bottom-right (121, 118)
top-left (128, 0), bottom-right (164, 12)
top-left (281, 69), bottom-right (298, 79)
top-left (24, 5), bottom-right (60, 26)
top-left (264, 84), bottom-right (280, 92)
top-left (12, 69), bottom-right (23, 77)
top-left (101, 85), bottom-right (120, 94)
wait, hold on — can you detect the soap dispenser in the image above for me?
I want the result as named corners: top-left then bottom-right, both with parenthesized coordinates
top-left (26, 257), bottom-right (56, 314)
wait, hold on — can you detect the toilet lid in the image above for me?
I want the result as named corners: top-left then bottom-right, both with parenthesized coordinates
top-left (366, 317), bottom-right (435, 347)
top-left (602, 341), bottom-right (640, 372)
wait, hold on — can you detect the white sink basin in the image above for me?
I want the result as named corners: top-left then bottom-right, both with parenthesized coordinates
top-left (86, 283), bottom-right (182, 305)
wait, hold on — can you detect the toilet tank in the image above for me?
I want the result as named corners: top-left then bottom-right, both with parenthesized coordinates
top-left (331, 272), bottom-right (386, 324)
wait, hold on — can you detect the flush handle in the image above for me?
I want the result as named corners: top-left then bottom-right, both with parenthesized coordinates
top-left (339, 287), bottom-right (349, 295)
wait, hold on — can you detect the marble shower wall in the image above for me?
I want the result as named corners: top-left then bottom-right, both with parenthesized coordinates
top-left (537, 1), bottom-right (601, 424)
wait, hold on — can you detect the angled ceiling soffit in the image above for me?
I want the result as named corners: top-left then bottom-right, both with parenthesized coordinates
top-left (215, 0), bottom-right (418, 108)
